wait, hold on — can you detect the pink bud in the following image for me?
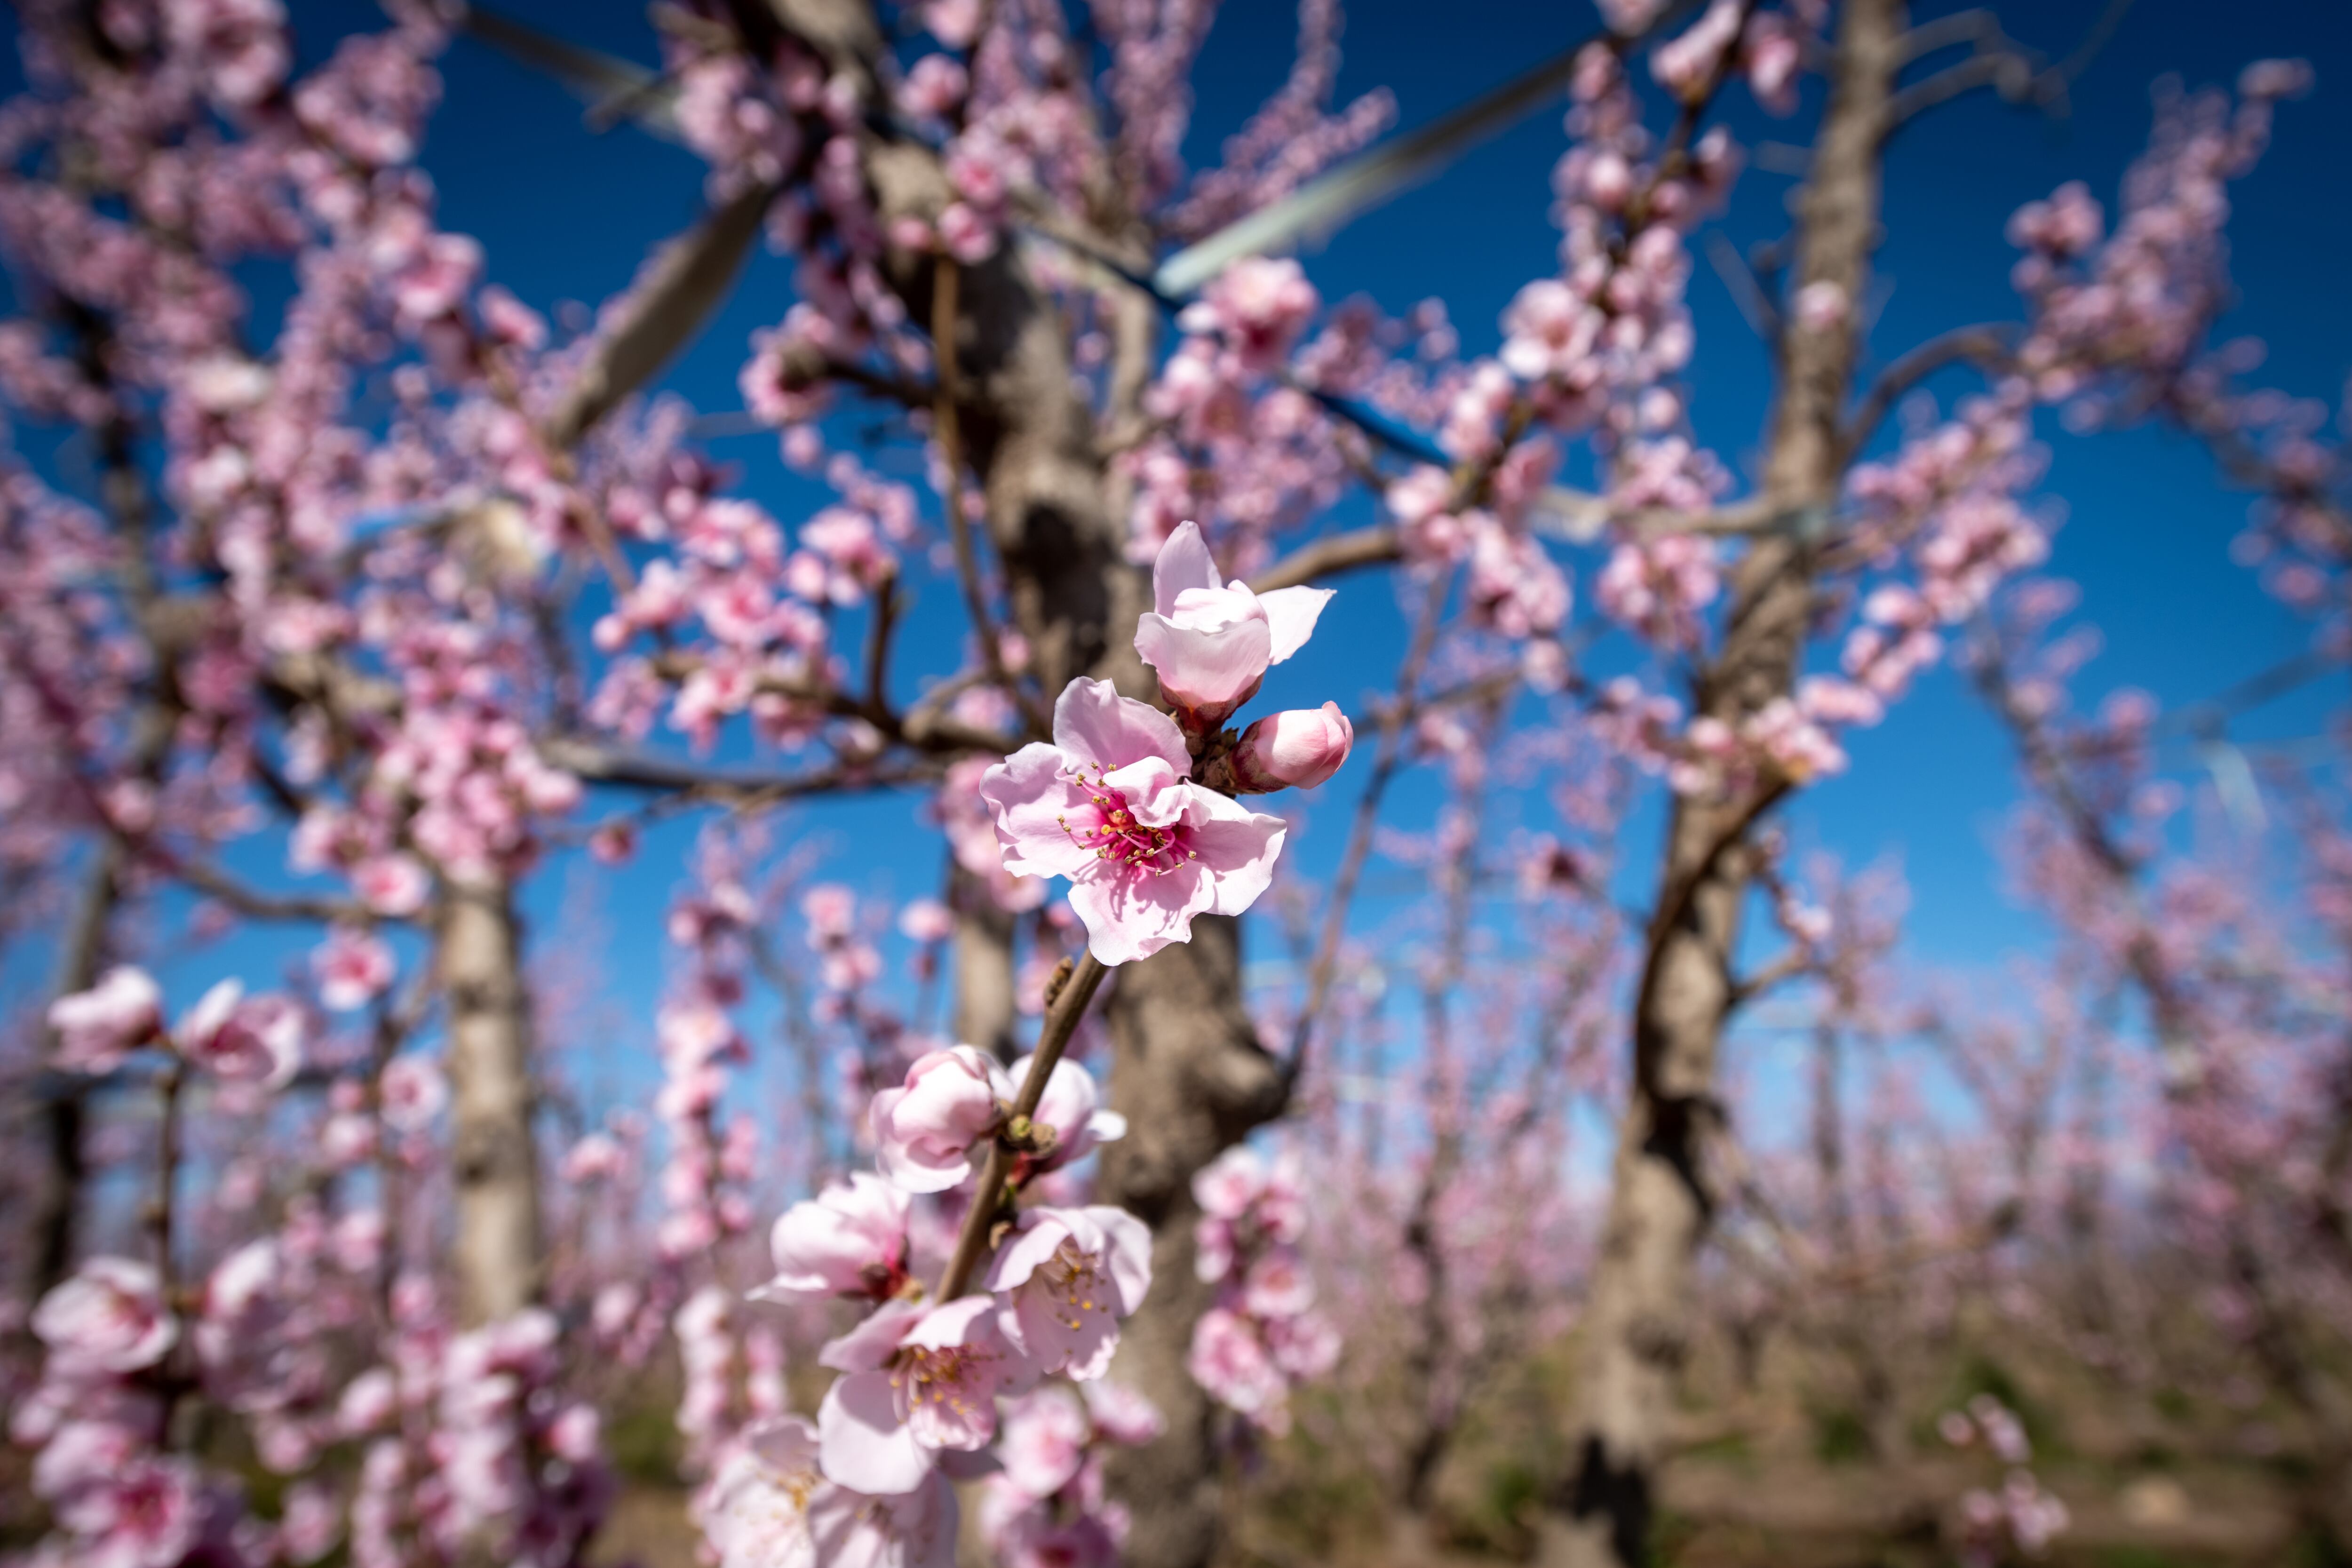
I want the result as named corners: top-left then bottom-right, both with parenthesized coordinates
top-left (869, 1045), bottom-right (1010, 1193)
top-left (1232, 702), bottom-right (1353, 793)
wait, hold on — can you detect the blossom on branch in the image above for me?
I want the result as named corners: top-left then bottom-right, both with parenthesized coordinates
top-left (980, 678), bottom-right (1286, 966)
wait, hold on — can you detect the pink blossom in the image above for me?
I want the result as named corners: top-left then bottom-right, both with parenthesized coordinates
top-left (1501, 279), bottom-right (1600, 382)
top-left (352, 853), bottom-right (429, 917)
top-left (379, 1054), bottom-right (448, 1131)
top-left (1133, 522), bottom-right (1332, 728)
top-left (1184, 1306), bottom-right (1287, 1426)
top-left (48, 967), bottom-right (163, 1073)
top-left (986, 1205), bottom-right (1152, 1378)
top-left (312, 926), bottom-right (396, 1011)
top-left (816, 1296), bottom-right (1030, 1495)
top-left (869, 1045), bottom-right (1009, 1193)
top-left (755, 1172), bottom-right (912, 1302)
top-left (32, 1258), bottom-right (177, 1374)
top-left (1232, 702), bottom-right (1353, 793)
top-left (1178, 257), bottom-right (1319, 372)
top-left (1014, 1054), bottom-right (1128, 1172)
top-left (52, 1454), bottom-right (203, 1568)
top-left (1793, 279), bottom-right (1849, 332)
top-left (896, 898), bottom-right (954, 943)
top-left (980, 677), bottom-right (1287, 966)
top-left (174, 980), bottom-right (302, 1090)
top-left (994, 1387), bottom-right (1089, 1497)
top-left (1080, 1379), bottom-right (1165, 1446)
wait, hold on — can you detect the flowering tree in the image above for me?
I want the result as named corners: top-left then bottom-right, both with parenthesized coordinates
top-left (3, 0), bottom-right (2350, 1567)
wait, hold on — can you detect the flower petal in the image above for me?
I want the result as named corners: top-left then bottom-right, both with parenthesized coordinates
top-left (1050, 677), bottom-right (1190, 773)
top-left (818, 1370), bottom-right (931, 1496)
top-left (1182, 789), bottom-right (1287, 919)
top-left (1067, 858), bottom-right (1214, 966)
top-left (1151, 520), bottom-right (1221, 617)
top-left (1258, 585), bottom-right (1335, 664)
top-left (979, 744), bottom-right (1097, 882)
top-left (1134, 614), bottom-right (1270, 713)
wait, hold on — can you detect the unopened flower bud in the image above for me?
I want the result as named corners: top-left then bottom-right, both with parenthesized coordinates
top-left (1232, 701), bottom-right (1354, 793)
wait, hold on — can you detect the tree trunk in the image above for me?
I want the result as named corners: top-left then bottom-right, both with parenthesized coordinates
top-left (1544, 7), bottom-right (1902, 1565)
top-left (1097, 915), bottom-right (1289, 1568)
top-left (437, 870), bottom-right (542, 1324)
top-left (949, 864), bottom-right (1018, 1062)
top-left (24, 843), bottom-right (124, 1299)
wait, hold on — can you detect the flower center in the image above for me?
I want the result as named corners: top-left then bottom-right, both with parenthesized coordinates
top-left (1057, 764), bottom-right (1197, 878)
top-left (1039, 1240), bottom-right (1109, 1332)
top-left (894, 1344), bottom-right (982, 1421)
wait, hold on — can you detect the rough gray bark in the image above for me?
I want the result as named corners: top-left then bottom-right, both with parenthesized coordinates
top-left (437, 871), bottom-right (542, 1324)
top-left (26, 844), bottom-right (123, 1297)
top-left (1097, 917), bottom-right (1288, 1568)
top-left (949, 864), bottom-right (1019, 1062)
top-left (1543, 6), bottom-right (1903, 1565)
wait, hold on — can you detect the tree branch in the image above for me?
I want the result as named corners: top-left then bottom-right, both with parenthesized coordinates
top-left (1246, 525), bottom-right (1402, 594)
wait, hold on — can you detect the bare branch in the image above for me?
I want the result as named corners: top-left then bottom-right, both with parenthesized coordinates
top-left (1246, 525), bottom-right (1401, 594)
top-left (1840, 322), bottom-right (2018, 456)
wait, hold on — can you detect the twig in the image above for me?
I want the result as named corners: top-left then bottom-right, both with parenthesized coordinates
top-left (933, 951), bottom-right (1111, 1301)
top-left (1247, 525), bottom-right (1402, 594)
top-left (1840, 322), bottom-right (2018, 458)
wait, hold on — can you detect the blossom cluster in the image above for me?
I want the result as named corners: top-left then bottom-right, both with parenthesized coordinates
top-left (1185, 1146), bottom-right (1341, 1436)
top-left (983, 521), bottom-right (1350, 966)
top-left (1940, 1395), bottom-right (2071, 1566)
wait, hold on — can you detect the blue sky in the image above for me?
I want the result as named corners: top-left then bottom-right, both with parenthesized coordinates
top-left (17, 0), bottom-right (2352, 1125)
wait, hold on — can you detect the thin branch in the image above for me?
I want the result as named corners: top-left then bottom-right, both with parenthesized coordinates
top-left (538, 735), bottom-right (945, 806)
top-left (933, 952), bottom-right (1112, 1301)
top-left (1246, 525), bottom-right (1401, 594)
top-left (170, 857), bottom-right (372, 925)
top-left (1840, 322), bottom-right (2019, 457)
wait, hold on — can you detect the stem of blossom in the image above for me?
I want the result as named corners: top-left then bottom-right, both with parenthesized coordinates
top-left (931, 949), bottom-right (1110, 1301)
top-left (931, 256), bottom-right (1048, 740)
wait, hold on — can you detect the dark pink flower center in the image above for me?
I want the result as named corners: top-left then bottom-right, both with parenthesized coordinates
top-left (1056, 764), bottom-right (1196, 878)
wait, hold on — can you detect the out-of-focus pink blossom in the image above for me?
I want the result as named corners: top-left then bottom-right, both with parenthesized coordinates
top-left (48, 967), bottom-right (164, 1073)
top-left (32, 1258), bottom-right (177, 1374)
top-left (312, 926), bottom-right (396, 1011)
top-left (174, 980), bottom-right (302, 1090)
top-left (755, 1172), bottom-right (912, 1301)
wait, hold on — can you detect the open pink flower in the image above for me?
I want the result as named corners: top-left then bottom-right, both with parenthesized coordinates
top-left (704, 1414), bottom-right (961, 1568)
top-left (816, 1296), bottom-right (1030, 1496)
top-left (754, 1172), bottom-right (911, 1302)
top-left (985, 1205), bottom-right (1152, 1379)
top-left (380, 1054), bottom-right (448, 1130)
top-left (33, 1257), bottom-right (178, 1374)
top-left (48, 967), bottom-right (163, 1073)
top-left (980, 678), bottom-right (1287, 966)
top-left (312, 926), bottom-right (395, 1011)
top-left (870, 1046), bottom-right (1010, 1193)
top-left (1133, 522), bottom-right (1332, 729)
top-left (52, 1453), bottom-right (203, 1568)
top-left (994, 1387), bottom-right (1089, 1498)
top-left (174, 980), bottom-right (302, 1090)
